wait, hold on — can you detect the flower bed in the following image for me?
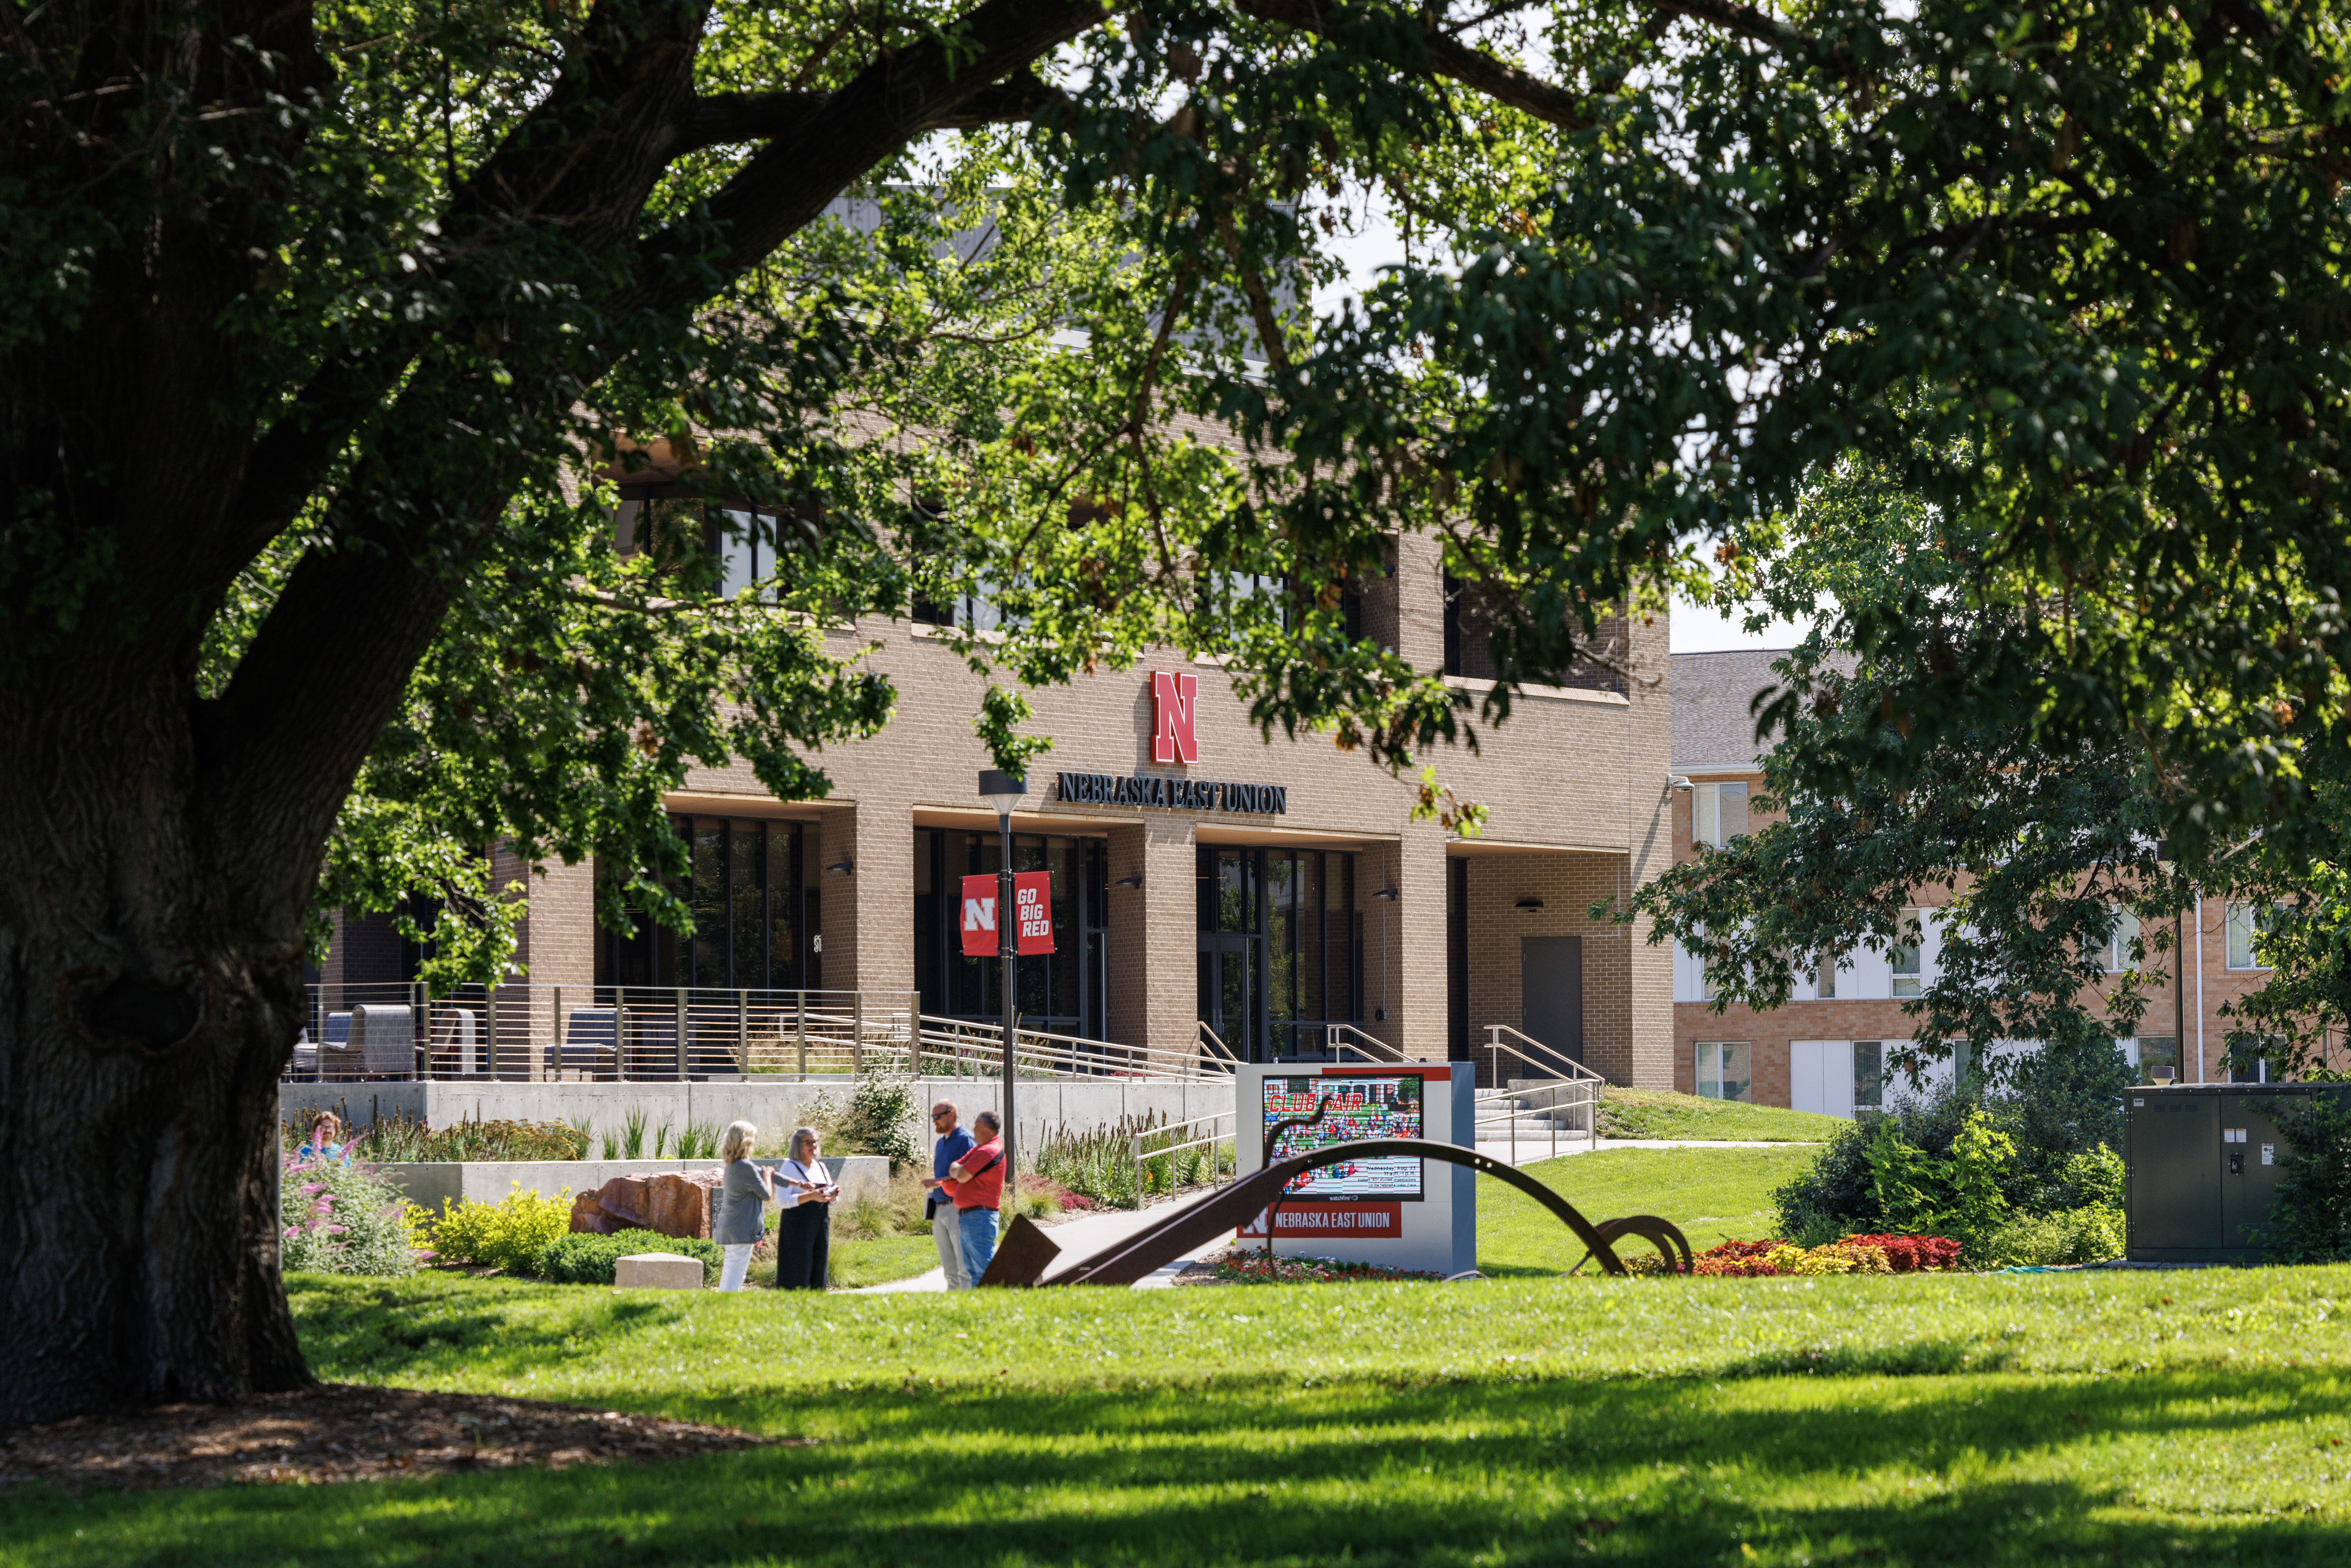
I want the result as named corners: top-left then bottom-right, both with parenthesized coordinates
top-left (1209, 1250), bottom-right (1444, 1285)
top-left (1691, 1233), bottom-right (1960, 1278)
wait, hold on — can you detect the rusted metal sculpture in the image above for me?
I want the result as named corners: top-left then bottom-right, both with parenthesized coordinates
top-left (973, 1137), bottom-right (1692, 1287)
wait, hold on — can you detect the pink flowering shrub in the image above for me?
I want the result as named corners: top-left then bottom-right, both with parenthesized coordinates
top-left (279, 1153), bottom-right (416, 1276)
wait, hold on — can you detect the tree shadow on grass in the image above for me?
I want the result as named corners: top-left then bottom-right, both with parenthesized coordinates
top-left (10, 1369), bottom-right (2350, 1567)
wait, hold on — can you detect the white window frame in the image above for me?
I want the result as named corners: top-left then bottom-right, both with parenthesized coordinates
top-left (2225, 901), bottom-right (2270, 971)
top-left (1693, 1041), bottom-right (1751, 1103)
top-left (1692, 781), bottom-right (1749, 850)
top-left (1890, 908), bottom-right (1923, 998)
top-left (2103, 905), bottom-right (2140, 974)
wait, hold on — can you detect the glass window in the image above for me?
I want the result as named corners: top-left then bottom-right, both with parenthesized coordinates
top-left (924, 831), bottom-right (1105, 1035)
top-left (599, 816), bottom-right (803, 993)
top-left (2134, 1035), bottom-right (2180, 1085)
top-left (2226, 901), bottom-right (2271, 970)
top-left (1816, 952), bottom-right (1838, 1000)
top-left (691, 819), bottom-right (729, 989)
top-left (2102, 906), bottom-right (2140, 973)
top-left (1694, 1042), bottom-right (1752, 1102)
top-left (1693, 782), bottom-right (1749, 849)
top-left (1852, 1041), bottom-right (1882, 1110)
top-left (1891, 910), bottom-right (1922, 998)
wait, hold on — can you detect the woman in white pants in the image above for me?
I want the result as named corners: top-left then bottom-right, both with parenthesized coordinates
top-left (714, 1120), bottom-right (774, 1289)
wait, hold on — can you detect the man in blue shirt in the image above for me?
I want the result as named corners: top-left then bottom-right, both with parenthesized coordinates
top-left (923, 1101), bottom-right (976, 1289)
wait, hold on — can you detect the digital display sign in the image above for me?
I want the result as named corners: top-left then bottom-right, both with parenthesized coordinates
top-left (1261, 1074), bottom-right (1423, 1200)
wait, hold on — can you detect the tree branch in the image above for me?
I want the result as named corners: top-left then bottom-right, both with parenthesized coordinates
top-left (641, 0), bottom-right (1109, 304)
top-left (672, 89), bottom-right (829, 154)
top-left (1234, 0), bottom-right (1595, 131)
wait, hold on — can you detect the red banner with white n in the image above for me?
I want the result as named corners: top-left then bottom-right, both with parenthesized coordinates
top-left (960, 871), bottom-right (1055, 957)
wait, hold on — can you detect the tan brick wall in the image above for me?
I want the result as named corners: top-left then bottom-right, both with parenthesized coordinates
top-left (1459, 852), bottom-right (1637, 1082)
top-left (818, 808), bottom-right (860, 995)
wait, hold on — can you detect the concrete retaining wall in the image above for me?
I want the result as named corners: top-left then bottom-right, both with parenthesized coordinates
top-left (283, 1077), bottom-right (1237, 1161)
top-left (379, 1154), bottom-right (890, 1215)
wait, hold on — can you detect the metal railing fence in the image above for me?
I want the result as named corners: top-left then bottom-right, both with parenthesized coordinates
top-left (283, 983), bottom-right (1238, 1085)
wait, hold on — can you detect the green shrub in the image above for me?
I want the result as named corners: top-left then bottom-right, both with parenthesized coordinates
top-left (1775, 1066), bottom-right (2126, 1244)
top-left (281, 1155), bottom-right (416, 1276)
top-left (1976, 1205), bottom-right (2125, 1267)
top-left (2266, 1093), bottom-right (2351, 1263)
top-left (2058, 1144), bottom-right (2125, 1210)
top-left (1867, 1107), bottom-right (2014, 1251)
top-left (532, 1230), bottom-right (723, 1285)
top-left (834, 1069), bottom-right (919, 1168)
top-left (429, 1184), bottom-right (573, 1272)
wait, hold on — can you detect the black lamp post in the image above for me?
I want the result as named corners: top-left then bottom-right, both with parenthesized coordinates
top-left (978, 768), bottom-right (1028, 1187)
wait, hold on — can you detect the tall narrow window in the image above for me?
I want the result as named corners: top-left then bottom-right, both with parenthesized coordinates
top-left (2102, 905), bottom-right (2140, 973)
top-left (1890, 910), bottom-right (1922, 998)
top-left (2226, 901), bottom-right (2271, 970)
top-left (1852, 1041), bottom-right (1883, 1110)
top-left (1693, 782), bottom-right (1749, 849)
top-left (1816, 953), bottom-right (1838, 1000)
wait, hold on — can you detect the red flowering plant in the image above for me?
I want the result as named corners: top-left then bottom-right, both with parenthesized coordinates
top-left (1691, 1239), bottom-right (1787, 1278)
top-left (1689, 1234), bottom-right (1962, 1278)
top-left (1838, 1234), bottom-right (1963, 1272)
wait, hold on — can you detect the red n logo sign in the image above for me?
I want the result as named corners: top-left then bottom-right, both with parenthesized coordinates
top-left (1151, 671), bottom-right (1198, 765)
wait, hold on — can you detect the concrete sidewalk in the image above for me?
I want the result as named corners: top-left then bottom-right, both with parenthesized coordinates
top-left (1476, 1137), bottom-right (1823, 1166)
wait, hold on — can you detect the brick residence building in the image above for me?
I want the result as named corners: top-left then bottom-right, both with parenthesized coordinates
top-left (1670, 649), bottom-right (2280, 1115)
top-left (323, 505), bottom-right (1683, 1085)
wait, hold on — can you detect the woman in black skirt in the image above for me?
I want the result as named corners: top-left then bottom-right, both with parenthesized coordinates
top-left (772, 1126), bottom-right (838, 1289)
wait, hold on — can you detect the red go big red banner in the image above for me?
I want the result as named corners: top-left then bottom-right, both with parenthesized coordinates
top-left (959, 871), bottom-right (1055, 958)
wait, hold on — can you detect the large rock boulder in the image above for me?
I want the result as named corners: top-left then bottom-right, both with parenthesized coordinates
top-left (568, 1170), bottom-right (723, 1239)
top-left (643, 1170), bottom-right (721, 1239)
top-left (568, 1189), bottom-right (619, 1235)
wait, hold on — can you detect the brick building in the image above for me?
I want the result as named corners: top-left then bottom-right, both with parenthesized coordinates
top-left (329, 513), bottom-right (1681, 1082)
top-left (1669, 649), bottom-right (2277, 1112)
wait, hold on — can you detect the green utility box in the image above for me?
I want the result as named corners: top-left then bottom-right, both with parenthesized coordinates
top-left (2125, 1084), bottom-right (2350, 1263)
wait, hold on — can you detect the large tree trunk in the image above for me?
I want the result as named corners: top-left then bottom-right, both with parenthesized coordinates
top-left (0, 659), bottom-right (314, 1424)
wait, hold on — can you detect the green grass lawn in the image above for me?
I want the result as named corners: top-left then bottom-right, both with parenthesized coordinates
top-left (8, 1267), bottom-right (2351, 1566)
top-left (827, 1231), bottom-right (938, 1288)
top-left (1596, 1087), bottom-right (1849, 1142)
top-left (1477, 1145), bottom-right (1818, 1271)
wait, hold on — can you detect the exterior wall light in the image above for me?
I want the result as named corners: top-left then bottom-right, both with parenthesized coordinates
top-left (1515, 896), bottom-right (1545, 911)
top-left (1115, 872), bottom-right (1144, 888)
top-left (825, 859), bottom-right (856, 875)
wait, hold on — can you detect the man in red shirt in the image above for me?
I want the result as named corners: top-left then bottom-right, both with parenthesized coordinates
top-left (940, 1110), bottom-right (1005, 1282)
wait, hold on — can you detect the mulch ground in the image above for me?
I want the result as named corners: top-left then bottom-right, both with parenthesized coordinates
top-left (0, 1384), bottom-right (789, 1494)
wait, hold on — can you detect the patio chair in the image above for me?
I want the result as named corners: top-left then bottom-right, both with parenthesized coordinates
top-left (349, 1004), bottom-right (415, 1077)
top-left (315, 1011), bottom-right (357, 1079)
top-left (563, 1008), bottom-right (618, 1079)
top-left (429, 1006), bottom-right (480, 1076)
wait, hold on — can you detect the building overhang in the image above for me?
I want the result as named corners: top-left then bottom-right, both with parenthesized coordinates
top-left (1445, 837), bottom-right (1626, 858)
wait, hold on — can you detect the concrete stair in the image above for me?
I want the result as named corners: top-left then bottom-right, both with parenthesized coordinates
top-left (1479, 1077), bottom-right (1597, 1135)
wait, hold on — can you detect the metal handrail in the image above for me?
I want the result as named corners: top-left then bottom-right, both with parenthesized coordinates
top-left (1326, 1023), bottom-right (1407, 1062)
top-left (914, 1015), bottom-right (1218, 1081)
top-left (1484, 1023), bottom-right (1605, 1085)
top-left (1129, 1111), bottom-right (1238, 1210)
top-left (1474, 1078), bottom-right (1599, 1162)
top-left (1196, 1021), bottom-right (1242, 1068)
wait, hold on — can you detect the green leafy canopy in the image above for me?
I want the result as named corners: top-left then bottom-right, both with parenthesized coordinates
top-left (6, 0), bottom-right (2346, 987)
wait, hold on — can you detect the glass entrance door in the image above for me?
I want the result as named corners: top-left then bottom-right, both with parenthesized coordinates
top-left (1197, 933), bottom-right (1259, 1060)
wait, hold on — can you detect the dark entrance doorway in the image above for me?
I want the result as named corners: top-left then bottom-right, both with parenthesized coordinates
top-left (1519, 935), bottom-right (1585, 1076)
